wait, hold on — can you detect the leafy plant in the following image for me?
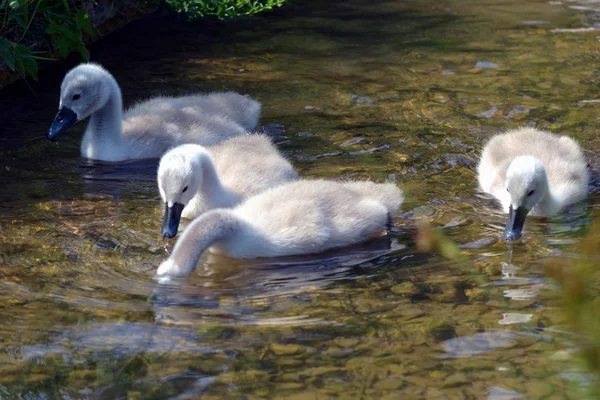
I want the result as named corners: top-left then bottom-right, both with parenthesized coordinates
top-left (0, 0), bottom-right (286, 82)
top-left (0, 0), bottom-right (93, 80)
top-left (165, 0), bottom-right (287, 19)
top-left (0, 38), bottom-right (37, 79)
top-left (46, 9), bottom-right (93, 60)
top-left (545, 218), bottom-right (600, 397)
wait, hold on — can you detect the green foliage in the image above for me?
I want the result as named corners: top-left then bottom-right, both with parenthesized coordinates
top-left (0, 38), bottom-right (37, 79)
top-left (0, 0), bottom-right (286, 81)
top-left (0, 0), bottom-right (93, 80)
top-left (546, 218), bottom-right (600, 397)
top-left (165, 0), bottom-right (287, 19)
top-left (46, 9), bottom-right (92, 60)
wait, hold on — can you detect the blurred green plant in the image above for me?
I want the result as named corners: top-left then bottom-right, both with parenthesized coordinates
top-left (165, 0), bottom-right (287, 19)
top-left (545, 217), bottom-right (600, 396)
top-left (0, 0), bottom-right (93, 80)
top-left (415, 221), bottom-right (487, 286)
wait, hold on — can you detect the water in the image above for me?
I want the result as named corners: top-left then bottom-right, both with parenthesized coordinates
top-left (1, 0), bottom-right (600, 398)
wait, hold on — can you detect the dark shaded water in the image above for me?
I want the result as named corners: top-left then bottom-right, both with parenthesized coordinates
top-left (1, 0), bottom-right (600, 398)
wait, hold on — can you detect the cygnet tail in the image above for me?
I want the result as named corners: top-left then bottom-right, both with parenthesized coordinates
top-left (341, 181), bottom-right (404, 213)
top-left (218, 92), bottom-right (262, 132)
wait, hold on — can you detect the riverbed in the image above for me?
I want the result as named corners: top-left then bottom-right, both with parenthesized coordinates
top-left (1, 0), bottom-right (599, 398)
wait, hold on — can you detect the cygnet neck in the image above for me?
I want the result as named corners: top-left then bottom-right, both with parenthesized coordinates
top-left (532, 171), bottom-right (560, 214)
top-left (85, 74), bottom-right (124, 148)
top-left (169, 210), bottom-right (241, 275)
top-left (195, 150), bottom-right (239, 208)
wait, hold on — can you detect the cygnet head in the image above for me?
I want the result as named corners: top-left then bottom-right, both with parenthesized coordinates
top-left (47, 63), bottom-right (116, 142)
top-left (503, 155), bottom-right (548, 241)
top-left (157, 145), bottom-right (206, 239)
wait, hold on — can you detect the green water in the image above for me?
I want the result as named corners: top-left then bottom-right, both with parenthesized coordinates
top-left (1, 0), bottom-right (599, 398)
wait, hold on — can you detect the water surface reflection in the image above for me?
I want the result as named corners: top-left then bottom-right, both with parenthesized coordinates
top-left (0, 0), bottom-right (599, 397)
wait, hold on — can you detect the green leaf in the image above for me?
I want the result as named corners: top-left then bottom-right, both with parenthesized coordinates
top-left (60, 0), bottom-right (70, 13)
top-left (7, 43), bottom-right (38, 79)
top-left (9, 11), bottom-right (25, 29)
top-left (0, 49), bottom-right (16, 71)
top-left (0, 39), bottom-right (16, 71)
top-left (13, 43), bottom-right (32, 57)
top-left (76, 43), bottom-right (89, 61)
top-left (76, 9), bottom-right (93, 36)
top-left (0, 38), bottom-right (12, 53)
top-left (21, 56), bottom-right (38, 80)
top-left (46, 20), bottom-right (62, 35)
top-left (14, 56), bottom-right (25, 76)
top-left (55, 36), bottom-right (71, 58)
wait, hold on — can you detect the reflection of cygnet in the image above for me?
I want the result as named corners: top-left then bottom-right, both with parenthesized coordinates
top-left (156, 179), bottom-right (404, 278)
top-left (47, 63), bottom-right (261, 161)
top-left (157, 135), bottom-right (298, 239)
top-left (477, 127), bottom-right (588, 240)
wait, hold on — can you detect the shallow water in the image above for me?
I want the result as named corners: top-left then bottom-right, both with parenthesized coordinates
top-left (1, 0), bottom-right (600, 398)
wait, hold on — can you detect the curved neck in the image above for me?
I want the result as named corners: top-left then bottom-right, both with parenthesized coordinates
top-left (196, 151), bottom-right (239, 208)
top-left (535, 175), bottom-right (561, 214)
top-left (85, 76), bottom-right (124, 147)
top-left (170, 210), bottom-right (241, 275)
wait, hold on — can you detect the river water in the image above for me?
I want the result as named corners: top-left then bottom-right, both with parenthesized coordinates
top-left (1, 0), bottom-right (600, 398)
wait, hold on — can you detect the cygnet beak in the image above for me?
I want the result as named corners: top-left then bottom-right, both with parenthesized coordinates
top-left (503, 205), bottom-right (529, 241)
top-left (161, 202), bottom-right (184, 239)
top-left (47, 107), bottom-right (78, 142)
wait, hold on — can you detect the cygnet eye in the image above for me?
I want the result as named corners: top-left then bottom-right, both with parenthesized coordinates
top-left (182, 186), bottom-right (188, 193)
top-left (506, 188), bottom-right (509, 193)
top-left (527, 189), bottom-right (535, 197)
top-left (72, 94), bottom-right (81, 101)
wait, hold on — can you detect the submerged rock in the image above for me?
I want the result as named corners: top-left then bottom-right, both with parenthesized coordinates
top-left (525, 380), bottom-right (553, 398)
top-left (487, 386), bottom-right (523, 399)
top-left (442, 331), bottom-right (518, 357)
top-left (474, 61), bottom-right (498, 69)
top-left (354, 297), bottom-right (397, 314)
top-left (375, 378), bottom-right (405, 390)
top-left (477, 106), bottom-right (499, 119)
top-left (521, 20), bottom-right (550, 25)
top-left (506, 105), bottom-right (535, 119)
top-left (391, 282), bottom-right (421, 296)
top-left (498, 313), bottom-right (533, 325)
top-left (458, 237), bottom-right (497, 249)
top-left (271, 343), bottom-right (302, 356)
top-left (333, 337), bottom-right (360, 348)
top-left (348, 144), bottom-right (390, 156)
top-left (350, 94), bottom-right (376, 105)
top-left (465, 288), bottom-right (489, 302)
top-left (429, 321), bottom-right (457, 342)
top-left (439, 216), bottom-right (470, 229)
top-left (443, 373), bottom-right (470, 388)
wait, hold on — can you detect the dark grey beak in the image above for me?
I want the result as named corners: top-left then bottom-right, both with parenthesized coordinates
top-left (161, 202), bottom-right (185, 239)
top-left (503, 205), bottom-right (529, 241)
top-left (47, 107), bottom-right (78, 142)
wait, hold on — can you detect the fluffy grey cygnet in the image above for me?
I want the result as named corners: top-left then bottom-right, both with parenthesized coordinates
top-left (155, 179), bottom-right (404, 278)
top-left (477, 127), bottom-right (588, 240)
top-left (157, 134), bottom-right (299, 239)
top-left (47, 63), bottom-right (261, 161)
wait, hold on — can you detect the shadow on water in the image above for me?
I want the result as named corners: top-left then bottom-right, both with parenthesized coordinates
top-left (77, 158), bottom-right (160, 199)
